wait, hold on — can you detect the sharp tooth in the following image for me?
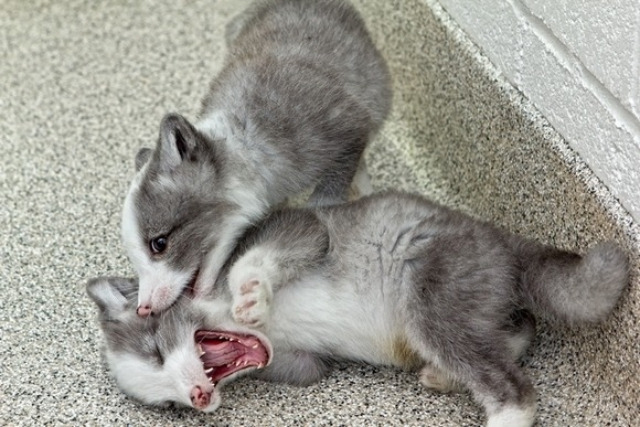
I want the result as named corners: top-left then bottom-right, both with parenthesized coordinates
top-left (252, 344), bottom-right (259, 349)
top-left (205, 368), bottom-right (214, 374)
top-left (257, 363), bottom-right (264, 369)
top-left (243, 361), bottom-right (248, 366)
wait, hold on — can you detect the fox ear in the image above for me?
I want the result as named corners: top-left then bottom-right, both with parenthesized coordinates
top-left (86, 277), bottom-right (138, 318)
top-left (158, 113), bottom-right (199, 172)
top-left (135, 148), bottom-right (152, 171)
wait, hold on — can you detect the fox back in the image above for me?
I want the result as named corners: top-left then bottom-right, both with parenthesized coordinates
top-left (217, 191), bottom-right (630, 426)
top-left (121, 0), bottom-right (391, 316)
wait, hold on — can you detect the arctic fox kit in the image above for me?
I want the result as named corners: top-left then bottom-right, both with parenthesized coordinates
top-left (122, 0), bottom-right (391, 316)
top-left (88, 192), bottom-right (629, 426)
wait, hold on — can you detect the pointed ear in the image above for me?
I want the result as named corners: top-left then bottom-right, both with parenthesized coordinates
top-left (86, 277), bottom-right (138, 318)
top-left (158, 113), bottom-right (199, 172)
top-left (135, 148), bottom-right (152, 171)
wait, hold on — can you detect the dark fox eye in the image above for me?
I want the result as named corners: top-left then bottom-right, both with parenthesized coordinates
top-left (150, 236), bottom-right (168, 254)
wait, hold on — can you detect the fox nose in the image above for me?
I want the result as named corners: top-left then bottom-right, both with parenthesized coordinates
top-left (136, 305), bottom-right (152, 317)
top-left (190, 386), bottom-right (211, 409)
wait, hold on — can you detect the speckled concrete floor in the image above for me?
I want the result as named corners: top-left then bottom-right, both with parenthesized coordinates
top-left (1, 0), bottom-right (638, 425)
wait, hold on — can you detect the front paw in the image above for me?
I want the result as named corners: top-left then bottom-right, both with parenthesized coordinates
top-left (231, 278), bottom-right (270, 327)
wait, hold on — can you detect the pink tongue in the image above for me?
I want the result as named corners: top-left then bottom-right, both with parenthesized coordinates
top-left (200, 341), bottom-right (245, 366)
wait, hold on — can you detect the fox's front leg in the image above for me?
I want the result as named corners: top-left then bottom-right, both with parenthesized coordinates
top-left (228, 246), bottom-right (280, 327)
top-left (228, 209), bottom-right (329, 327)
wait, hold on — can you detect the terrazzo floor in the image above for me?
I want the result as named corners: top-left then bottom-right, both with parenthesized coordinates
top-left (1, 0), bottom-right (638, 425)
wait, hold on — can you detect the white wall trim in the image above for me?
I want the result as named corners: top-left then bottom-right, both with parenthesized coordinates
top-left (432, 0), bottom-right (640, 222)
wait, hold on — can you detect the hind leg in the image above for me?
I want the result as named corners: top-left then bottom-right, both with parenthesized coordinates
top-left (308, 141), bottom-right (367, 207)
top-left (407, 326), bottom-right (536, 426)
top-left (419, 361), bottom-right (461, 393)
top-left (422, 351), bottom-right (535, 426)
top-left (418, 311), bottom-right (535, 396)
top-left (469, 360), bottom-right (536, 427)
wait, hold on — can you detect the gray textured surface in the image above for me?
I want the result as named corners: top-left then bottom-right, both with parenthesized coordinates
top-left (1, 0), bottom-right (637, 425)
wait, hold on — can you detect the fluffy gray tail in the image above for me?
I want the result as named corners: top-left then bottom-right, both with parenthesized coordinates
top-left (516, 240), bottom-right (629, 325)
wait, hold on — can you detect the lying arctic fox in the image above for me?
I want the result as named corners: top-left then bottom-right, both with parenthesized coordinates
top-left (89, 192), bottom-right (628, 426)
top-left (122, 0), bottom-right (391, 317)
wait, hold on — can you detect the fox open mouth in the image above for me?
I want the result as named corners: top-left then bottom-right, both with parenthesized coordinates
top-left (195, 330), bottom-right (270, 385)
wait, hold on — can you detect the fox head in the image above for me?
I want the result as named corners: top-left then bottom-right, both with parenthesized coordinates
top-left (86, 276), bottom-right (271, 412)
top-left (121, 113), bottom-right (234, 315)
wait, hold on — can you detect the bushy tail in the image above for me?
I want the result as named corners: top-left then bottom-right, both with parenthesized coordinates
top-left (515, 240), bottom-right (629, 325)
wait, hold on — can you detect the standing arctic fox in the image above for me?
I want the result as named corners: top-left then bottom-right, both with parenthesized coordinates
top-left (122, 0), bottom-right (391, 316)
top-left (89, 192), bottom-right (629, 426)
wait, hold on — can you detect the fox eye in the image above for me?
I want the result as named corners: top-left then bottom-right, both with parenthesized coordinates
top-left (150, 236), bottom-right (168, 254)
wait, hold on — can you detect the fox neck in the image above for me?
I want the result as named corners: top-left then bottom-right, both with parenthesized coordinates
top-left (192, 112), bottom-right (274, 297)
top-left (196, 111), bottom-right (280, 209)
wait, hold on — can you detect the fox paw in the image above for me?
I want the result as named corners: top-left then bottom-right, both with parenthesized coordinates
top-left (419, 364), bottom-right (460, 394)
top-left (231, 279), bottom-right (270, 327)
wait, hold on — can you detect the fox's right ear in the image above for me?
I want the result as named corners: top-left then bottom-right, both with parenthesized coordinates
top-left (86, 277), bottom-right (138, 318)
top-left (135, 148), bottom-right (152, 171)
top-left (157, 113), bottom-right (199, 173)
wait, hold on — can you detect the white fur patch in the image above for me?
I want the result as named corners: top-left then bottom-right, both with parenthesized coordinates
top-left (263, 274), bottom-right (396, 366)
top-left (226, 176), bottom-right (269, 219)
top-left (486, 404), bottom-right (536, 427)
top-left (164, 341), bottom-right (219, 411)
top-left (107, 351), bottom-right (179, 407)
top-left (197, 110), bottom-right (236, 141)
top-left (106, 343), bottom-right (220, 412)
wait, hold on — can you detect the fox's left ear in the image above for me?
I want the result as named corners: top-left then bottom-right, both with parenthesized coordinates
top-left (86, 276), bottom-right (138, 318)
top-left (157, 113), bottom-right (199, 172)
